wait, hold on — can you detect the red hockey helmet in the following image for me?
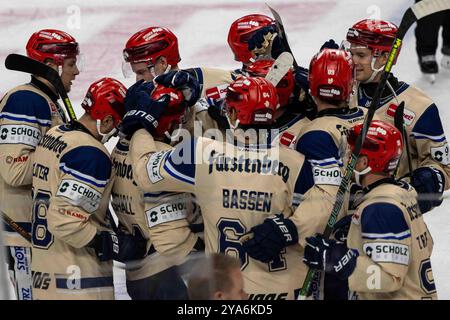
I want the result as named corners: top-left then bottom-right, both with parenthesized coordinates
top-left (347, 120), bottom-right (403, 173)
top-left (228, 14), bottom-right (274, 64)
top-left (123, 27), bottom-right (181, 67)
top-left (346, 19), bottom-right (398, 56)
top-left (81, 77), bottom-right (127, 127)
top-left (225, 76), bottom-right (279, 126)
top-left (150, 85), bottom-right (186, 138)
top-left (26, 29), bottom-right (79, 66)
top-left (308, 49), bottom-right (354, 102)
top-left (245, 59), bottom-right (294, 107)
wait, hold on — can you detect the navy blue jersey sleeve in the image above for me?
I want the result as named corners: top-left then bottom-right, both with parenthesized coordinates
top-left (0, 90), bottom-right (52, 127)
top-left (162, 138), bottom-right (196, 185)
top-left (412, 104), bottom-right (446, 142)
top-left (296, 130), bottom-right (341, 167)
top-left (292, 159), bottom-right (315, 207)
top-left (59, 146), bottom-right (112, 188)
top-left (360, 203), bottom-right (410, 241)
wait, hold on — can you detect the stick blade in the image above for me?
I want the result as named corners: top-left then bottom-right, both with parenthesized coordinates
top-left (265, 52), bottom-right (294, 86)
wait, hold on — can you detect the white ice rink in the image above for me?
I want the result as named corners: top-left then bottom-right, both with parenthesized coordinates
top-left (1, 0), bottom-right (449, 299)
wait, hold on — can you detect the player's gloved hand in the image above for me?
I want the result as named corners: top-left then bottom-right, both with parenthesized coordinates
top-left (294, 66), bottom-right (309, 92)
top-left (115, 226), bottom-right (148, 262)
top-left (154, 70), bottom-right (200, 107)
top-left (248, 25), bottom-right (285, 59)
top-left (206, 98), bottom-right (230, 129)
top-left (410, 167), bottom-right (445, 213)
top-left (242, 214), bottom-right (298, 263)
top-left (320, 39), bottom-right (339, 51)
top-left (120, 81), bottom-right (170, 137)
top-left (303, 235), bottom-right (358, 280)
top-left (331, 215), bottom-right (352, 243)
top-left (89, 230), bottom-right (120, 262)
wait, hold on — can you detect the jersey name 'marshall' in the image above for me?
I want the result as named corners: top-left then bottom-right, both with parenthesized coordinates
top-left (208, 150), bottom-right (290, 183)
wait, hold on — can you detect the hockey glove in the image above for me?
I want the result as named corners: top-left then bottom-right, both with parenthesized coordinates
top-left (303, 235), bottom-right (358, 280)
top-left (120, 81), bottom-right (170, 137)
top-left (242, 214), bottom-right (298, 263)
top-left (320, 39), bottom-right (339, 51)
top-left (248, 25), bottom-right (285, 59)
top-left (154, 70), bottom-right (200, 107)
top-left (294, 66), bottom-right (309, 92)
top-left (410, 166), bottom-right (445, 213)
top-left (89, 231), bottom-right (120, 262)
top-left (115, 226), bottom-right (148, 262)
top-left (331, 215), bottom-right (352, 244)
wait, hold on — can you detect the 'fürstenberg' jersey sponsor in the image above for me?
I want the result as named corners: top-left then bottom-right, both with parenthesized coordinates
top-left (31, 124), bottom-right (114, 300)
top-left (129, 129), bottom-right (314, 299)
top-left (0, 80), bottom-right (66, 247)
top-left (347, 180), bottom-right (437, 300)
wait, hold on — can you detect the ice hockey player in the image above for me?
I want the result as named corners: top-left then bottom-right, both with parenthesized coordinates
top-left (303, 120), bottom-right (437, 300)
top-left (0, 29), bottom-right (80, 300)
top-left (244, 59), bottom-right (309, 148)
top-left (122, 75), bottom-right (316, 300)
top-left (111, 82), bottom-right (204, 300)
top-left (122, 26), bottom-right (233, 132)
top-left (346, 19), bottom-right (450, 214)
top-left (31, 78), bottom-right (127, 300)
top-left (227, 14), bottom-right (276, 69)
top-left (242, 48), bottom-right (367, 300)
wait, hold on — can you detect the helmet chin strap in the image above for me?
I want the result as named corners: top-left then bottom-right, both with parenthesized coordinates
top-left (225, 112), bottom-right (240, 133)
top-left (96, 119), bottom-right (117, 143)
top-left (354, 166), bottom-right (372, 186)
top-left (363, 56), bottom-right (385, 84)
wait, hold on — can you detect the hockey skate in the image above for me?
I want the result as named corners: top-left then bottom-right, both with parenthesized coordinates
top-left (419, 55), bottom-right (438, 84)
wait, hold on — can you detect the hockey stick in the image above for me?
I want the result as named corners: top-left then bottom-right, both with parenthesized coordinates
top-left (266, 4), bottom-right (299, 69)
top-left (265, 51), bottom-right (294, 86)
top-left (393, 101), bottom-right (414, 181)
top-left (5, 53), bottom-right (77, 123)
top-left (1, 211), bottom-right (31, 243)
top-left (298, 0), bottom-right (450, 300)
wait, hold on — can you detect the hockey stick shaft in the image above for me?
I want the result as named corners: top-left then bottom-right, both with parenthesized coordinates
top-left (1, 211), bottom-right (31, 243)
top-left (393, 102), bottom-right (414, 181)
top-left (266, 4), bottom-right (299, 69)
top-left (298, 0), bottom-right (450, 299)
top-left (5, 53), bottom-right (77, 123)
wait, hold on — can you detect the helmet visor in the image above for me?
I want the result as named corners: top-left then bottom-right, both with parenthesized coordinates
top-left (123, 40), bottom-right (169, 63)
top-left (37, 42), bottom-right (79, 56)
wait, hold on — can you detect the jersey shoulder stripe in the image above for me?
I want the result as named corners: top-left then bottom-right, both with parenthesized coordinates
top-left (0, 90), bottom-right (52, 127)
top-left (296, 130), bottom-right (340, 165)
top-left (59, 146), bottom-right (112, 188)
top-left (412, 103), bottom-right (445, 139)
top-left (360, 202), bottom-right (411, 240)
top-left (163, 138), bottom-right (196, 185)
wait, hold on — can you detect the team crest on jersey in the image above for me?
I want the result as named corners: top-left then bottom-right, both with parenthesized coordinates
top-left (352, 209), bottom-right (361, 225)
top-left (48, 102), bottom-right (59, 116)
top-left (279, 132), bottom-right (296, 147)
top-left (386, 103), bottom-right (415, 125)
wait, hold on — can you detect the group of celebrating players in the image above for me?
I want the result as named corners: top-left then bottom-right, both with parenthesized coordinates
top-left (1, 11), bottom-right (449, 300)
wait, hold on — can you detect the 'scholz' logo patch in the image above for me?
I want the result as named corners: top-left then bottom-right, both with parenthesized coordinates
top-left (0, 124), bottom-right (41, 147)
top-left (56, 179), bottom-right (102, 213)
top-left (431, 143), bottom-right (450, 165)
top-left (363, 242), bottom-right (409, 265)
top-left (146, 151), bottom-right (167, 183)
top-left (386, 103), bottom-right (415, 125)
top-left (312, 166), bottom-right (342, 186)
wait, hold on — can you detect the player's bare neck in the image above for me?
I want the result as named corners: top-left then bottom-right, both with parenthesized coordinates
top-left (78, 114), bottom-right (101, 141)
